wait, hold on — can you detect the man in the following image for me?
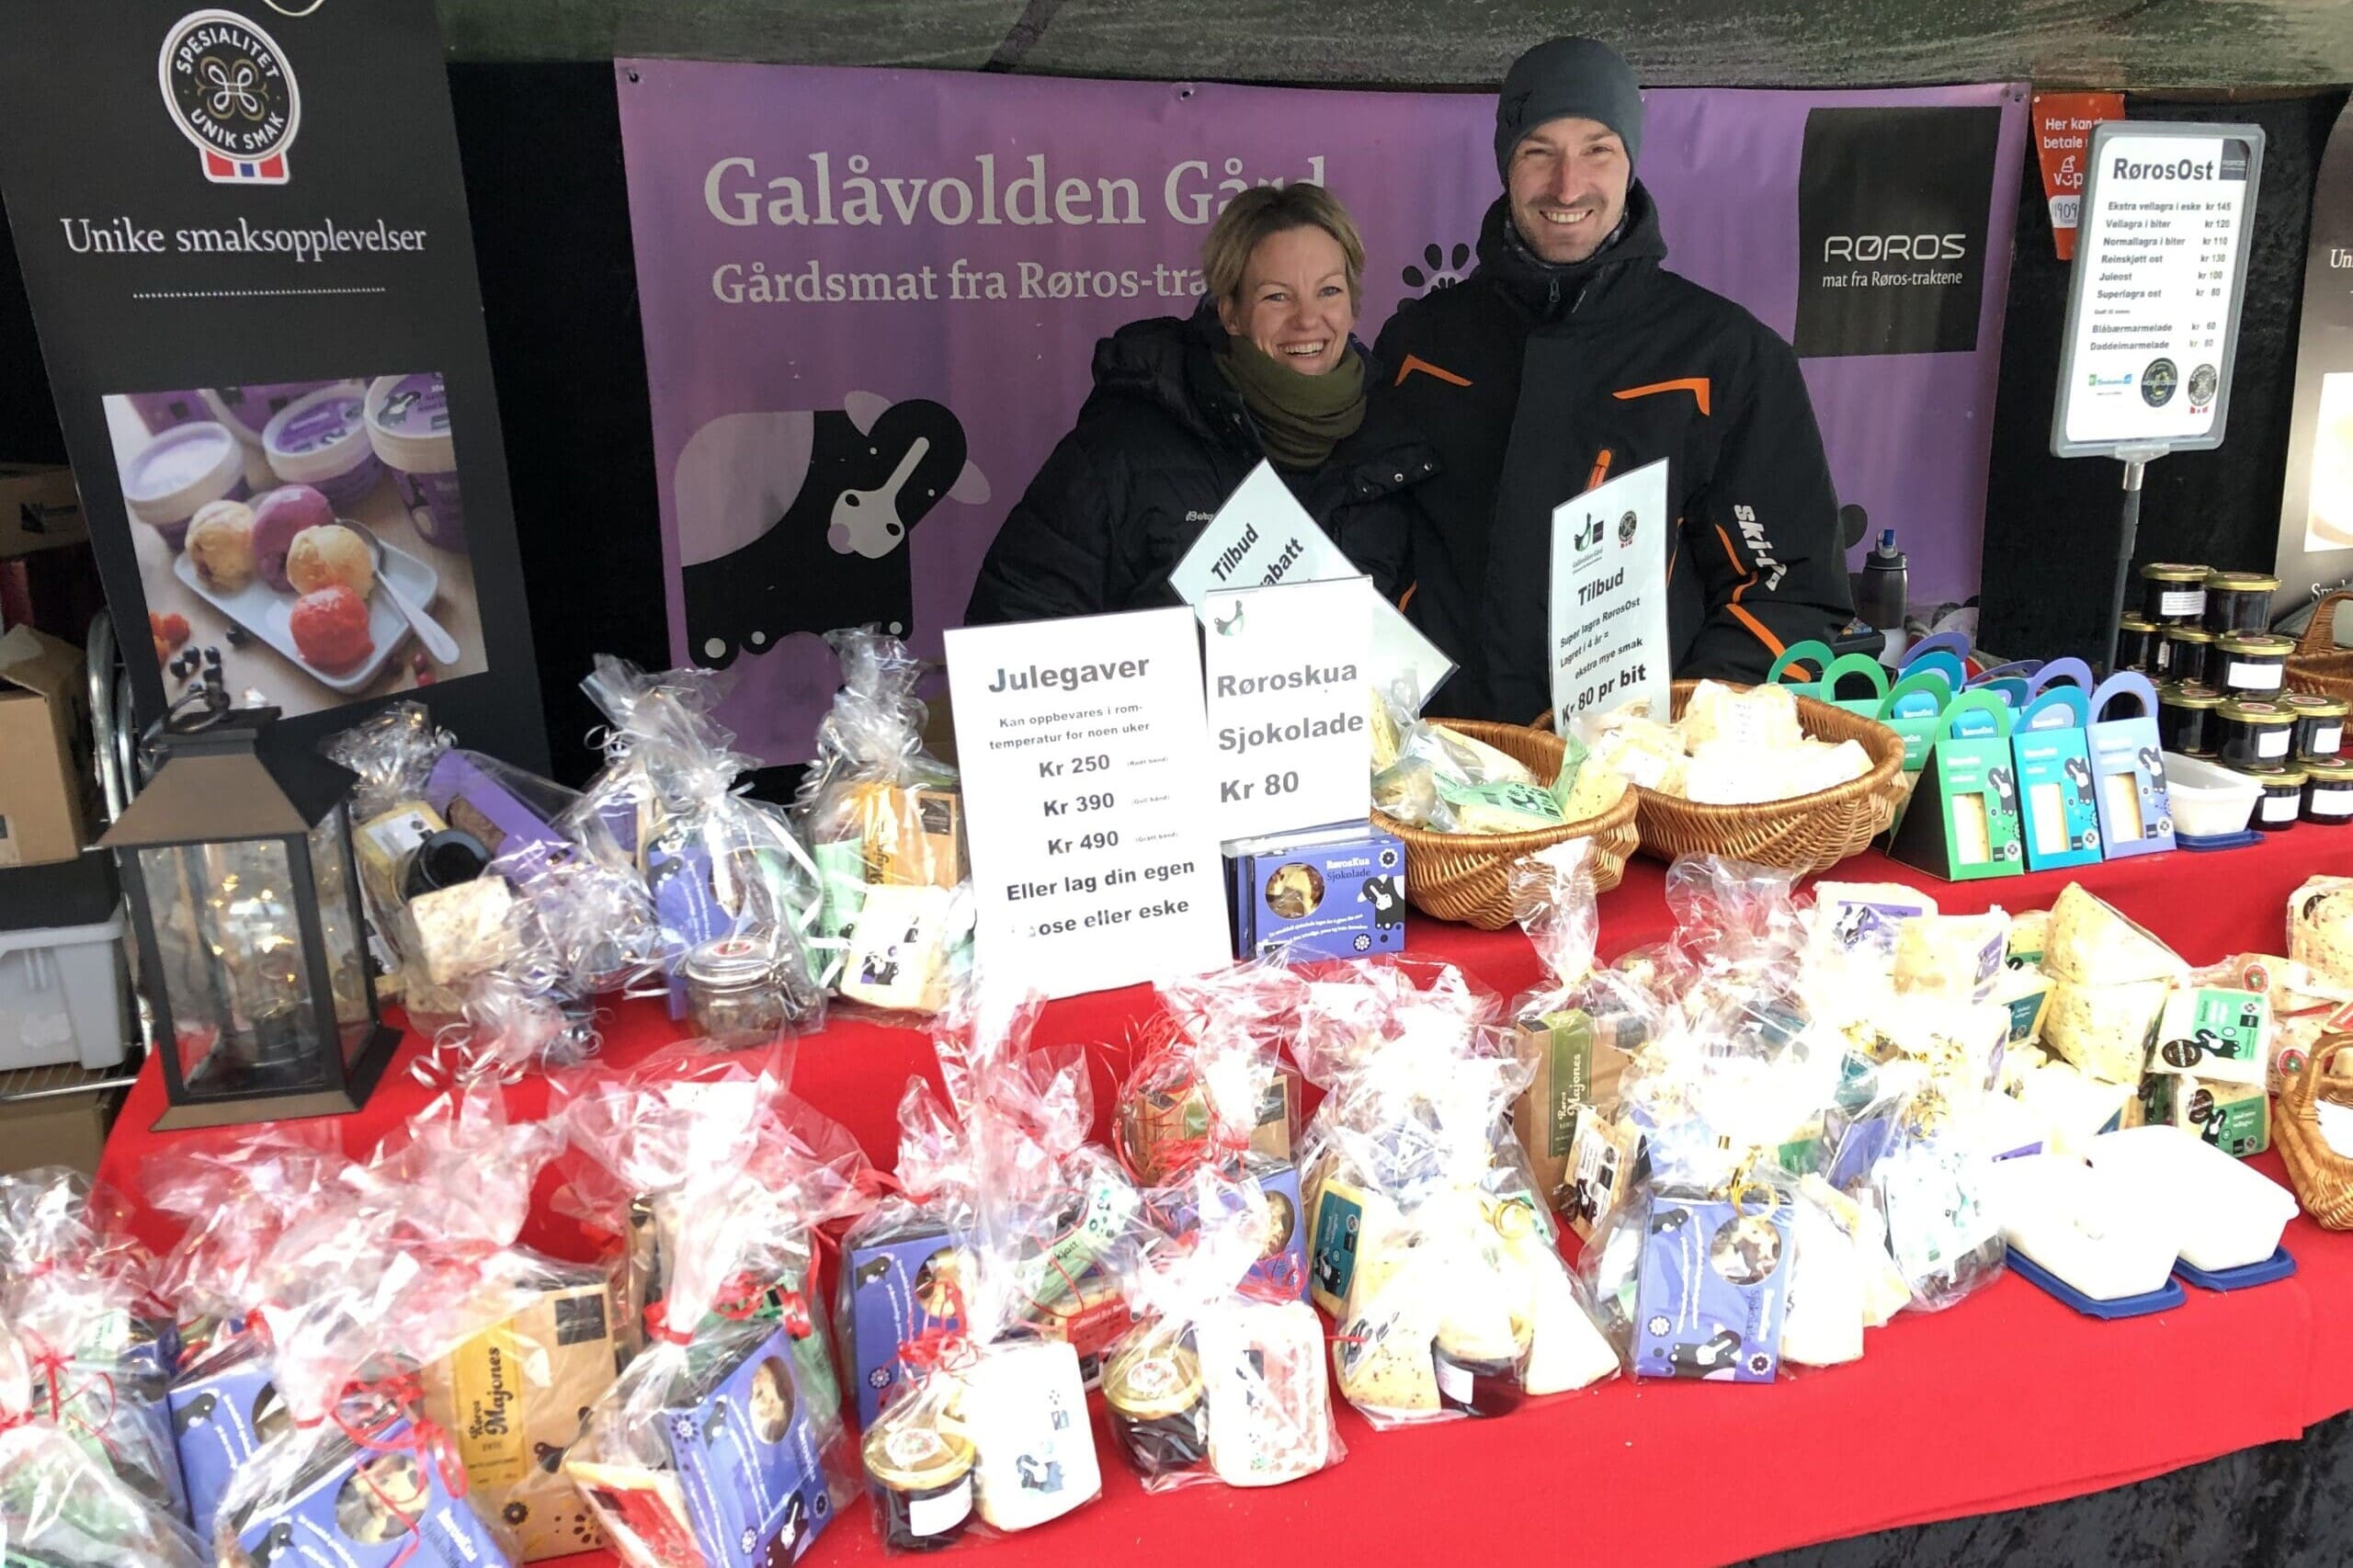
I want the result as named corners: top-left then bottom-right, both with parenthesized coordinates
top-left (1375, 36), bottom-right (1851, 722)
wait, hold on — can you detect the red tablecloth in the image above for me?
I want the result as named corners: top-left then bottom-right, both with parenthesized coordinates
top-left (95, 828), bottom-right (2353, 1568)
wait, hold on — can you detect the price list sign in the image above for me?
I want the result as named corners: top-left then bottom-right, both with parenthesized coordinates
top-left (945, 607), bottom-right (1231, 1000)
top-left (2053, 121), bottom-right (2266, 456)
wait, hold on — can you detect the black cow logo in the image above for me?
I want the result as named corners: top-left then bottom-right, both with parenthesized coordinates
top-left (2063, 756), bottom-right (2095, 807)
top-left (1985, 766), bottom-right (2018, 818)
top-left (1016, 1453), bottom-right (1063, 1493)
top-left (172, 1392), bottom-right (218, 1433)
top-left (1360, 875), bottom-right (1404, 930)
top-left (676, 393), bottom-right (989, 670)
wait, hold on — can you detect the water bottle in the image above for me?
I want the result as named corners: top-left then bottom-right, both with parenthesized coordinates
top-left (1857, 528), bottom-right (1908, 632)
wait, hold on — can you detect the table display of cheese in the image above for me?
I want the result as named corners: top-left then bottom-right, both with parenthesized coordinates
top-left (9, 842), bottom-right (2353, 1562)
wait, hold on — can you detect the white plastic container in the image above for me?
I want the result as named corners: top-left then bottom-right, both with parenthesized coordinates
top-left (2161, 752), bottom-right (2263, 837)
top-left (1986, 1153), bottom-right (2184, 1301)
top-left (0, 913), bottom-right (129, 1071)
top-left (2086, 1124), bottom-right (2299, 1272)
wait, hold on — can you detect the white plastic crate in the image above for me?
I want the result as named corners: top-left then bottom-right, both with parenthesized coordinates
top-left (0, 913), bottom-right (129, 1071)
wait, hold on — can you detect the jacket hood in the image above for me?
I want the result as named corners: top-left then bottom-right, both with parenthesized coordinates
top-left (1474, 180), bottom-right (1668, 322)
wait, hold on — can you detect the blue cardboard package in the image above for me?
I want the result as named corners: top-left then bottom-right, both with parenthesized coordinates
top-left (169, 1331), bottom-right (283, 1544)
top-left (1225, 823), bottom-right (1407, 961)
top-left (840, 1217), bottom-right (966, 1427)
top-left (229, 1408), bottom-right (510, 1568)
top-left (1630, 1187), bottom-right (1794, 1384)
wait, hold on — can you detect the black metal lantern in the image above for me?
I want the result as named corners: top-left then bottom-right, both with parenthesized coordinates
top-left (100, 706), bottom-right (394, 1129)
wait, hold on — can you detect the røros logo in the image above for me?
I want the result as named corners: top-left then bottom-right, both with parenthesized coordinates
top-left (158, 9), bottom-right (301, 186)
top-left (1821, 233), bottom-right (1969, 264)
top-left (2141, 358), bottom-right (2178, 408)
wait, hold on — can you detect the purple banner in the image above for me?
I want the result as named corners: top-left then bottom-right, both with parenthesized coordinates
top-left (617, 62), bottom-right (2025, 763)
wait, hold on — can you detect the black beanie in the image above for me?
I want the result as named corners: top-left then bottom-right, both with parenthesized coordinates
top-left (1494, 37), bottom-right (1644, 183)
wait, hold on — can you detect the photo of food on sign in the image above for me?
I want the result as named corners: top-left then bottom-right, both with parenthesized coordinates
top-left (103, 373), bottom-right (488, 716)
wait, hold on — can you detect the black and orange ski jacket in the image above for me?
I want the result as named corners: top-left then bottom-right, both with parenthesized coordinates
top-left (1371, 186), bottom-right (1853, 723)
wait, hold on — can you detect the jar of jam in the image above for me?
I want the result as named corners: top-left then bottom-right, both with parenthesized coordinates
top-left (1102, 1338), bottom-right (1210, 1480)
top-left (2304, 758), bottom-right (2353, 825)
top-left (682, 937), bottom-right (793, 1044)
top-left (863, 1405), bottom-right (977, 1552)
top-left (2241, 764), bottom-right (2305, 833)
top-left (2157, 682), bottom-right (2222, 757)
top-left (1431, 1318), bottom-right (1528, 1419)
top-left (2140, 562), bottom-right (2210, 625)
top-left (2215, 698), bottom-right (2298, 770)
top-left (2115, 615), bottom-right (2162, 674)
top-left (2215, 631), bottom-right (2294, 697)
top-left (2285, 691), bottom-right (2349, 761)
top-left (2203, 571), bottom-right (2279, 636)
top-left (2159, 625), bottom-right (2215, 687)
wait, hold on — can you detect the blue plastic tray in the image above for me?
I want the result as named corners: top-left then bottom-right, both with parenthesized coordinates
top-left (2007, 1246), bottom-right (2186, 1319)
top-left (2175, 1246), bottom-right (2297, 1291)
top-left (2177, 829), bottom-right (2265, 853)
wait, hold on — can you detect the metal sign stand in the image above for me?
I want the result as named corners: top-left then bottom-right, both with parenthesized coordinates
top-left (2104, 442), bottom-right (2170, 673)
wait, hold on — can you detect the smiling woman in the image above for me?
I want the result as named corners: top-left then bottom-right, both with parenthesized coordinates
top-left (963, 182), bottom-right (1440, 625)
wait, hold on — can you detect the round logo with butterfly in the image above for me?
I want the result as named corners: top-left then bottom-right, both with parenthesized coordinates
top-left (158, 10), bottom-right (301, 185)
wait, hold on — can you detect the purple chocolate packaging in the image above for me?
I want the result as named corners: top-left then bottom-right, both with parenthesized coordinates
top-left (229, 1412), bottom-right (509, 1567)
top-left (667, 1320), bottom-right (835, 1568)
top-left (840, 1218), bottom-right (962, 1427)
top-left (168, 1332), bottom-right (282, 1544)
top-left (1246, 1162), bottom-right (1310, 1301)
top-left (425, 752), bottom-right (572, 871)
top-left (1225, 824), bottom-right (1407, 961)
top-left (1630, 1189), bottom-right (1793, 1385)
top-left (647, 835), bottom-right (731, 1016)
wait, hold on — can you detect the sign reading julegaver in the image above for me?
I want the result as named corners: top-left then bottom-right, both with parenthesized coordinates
top-left (617, 64), bottom-right (2026, 764)
top-left (0, 0), bottom-right (547, 765)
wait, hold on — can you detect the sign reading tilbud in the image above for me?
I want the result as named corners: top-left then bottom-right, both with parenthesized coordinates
top-left (1549, 458), bottom-right (1671, 733)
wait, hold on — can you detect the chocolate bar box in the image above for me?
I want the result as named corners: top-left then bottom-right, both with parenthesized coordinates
top-left (168, 1330), bottom-right (284, 1544)
top-left (229, 1409), bottom-right (510, 1568)
top-left (842, 1217), bottom-right (968, 1427)
top-left (1225, 824), bottom-right (1407, 961)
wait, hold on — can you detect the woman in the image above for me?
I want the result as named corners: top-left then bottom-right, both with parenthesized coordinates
top-left (964, 184), bottom-right (1435, 623)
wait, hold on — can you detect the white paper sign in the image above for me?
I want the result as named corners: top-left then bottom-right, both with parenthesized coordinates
top-left (944, 608), bottom-right (1230, 1000)
top-left (1170, 461), bottom-right (1455, 707)
top-left (1549, 458), bottom-right (1671, 729)
top-left (1195, 576), bottom-right (1373, 840)
top-left (2054, 123), bottom-right (2265, 455)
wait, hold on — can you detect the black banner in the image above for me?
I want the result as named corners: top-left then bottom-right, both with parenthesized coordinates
top-left (1794, 106), bottom-right (2003, 358)
top-left (0, 0), bottom-right (547, 767)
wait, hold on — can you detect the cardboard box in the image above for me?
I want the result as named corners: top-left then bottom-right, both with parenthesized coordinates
top-left (2142, 1073), bottom-right (2269, 1157)
top-left (842, 1216), bottom-right (966, 1427)
top-left (1225, 824), bottom-right (1407, 961)
top-left (0, 466), bottom-right (84, 560)
top-left (1512, 1006), bottom-right (1631, 1210)
top-left (0, 626), bottom-right (91, 869)
top-left (423, 1264), bottom-right (622, 1561)
top-left (1631, 1188), bottom-right (1793, 1383)
top-left (0, 1085), bottom-right (108, 1174)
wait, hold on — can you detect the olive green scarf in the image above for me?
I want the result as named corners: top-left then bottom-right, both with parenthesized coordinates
top-left (1215, 336), bottom-right (1367, 470)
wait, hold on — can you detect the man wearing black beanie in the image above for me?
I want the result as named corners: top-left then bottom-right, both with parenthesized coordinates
top-left (1373, 37), bottom-right (1851, 722)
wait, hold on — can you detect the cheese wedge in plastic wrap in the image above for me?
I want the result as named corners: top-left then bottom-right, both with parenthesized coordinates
top-left (2009, 1052), bottom-right (2141, 1160)
top-left (1495, 1209), bottom-right (1617, 1393)
top-left (1779, 1199), bottom-right (1866, 1368)
top-left (2042, 885), bottom-right (2188, 986)
top-left (2041, 978), bottom-right (2168, 1085)
top-left (1332, 1210), bottom-right (1442, 1419)
top-left (1893, 912), bottom-right (2011, 1001)
top-left (2006, 909), bottom-right (2053, 969)
top-left (1812, 881), bottom-right (1939, 958)
top-left (1679, 679), bottom-right (1804, 752)
top-left (2289, 876), bottom-right (2353, 989)
top-left (1798, 1175), bottom-right (1910, 1330)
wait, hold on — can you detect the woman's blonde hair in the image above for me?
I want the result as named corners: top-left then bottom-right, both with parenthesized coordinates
top-left (1202, 184), bottom-right (1366, 308)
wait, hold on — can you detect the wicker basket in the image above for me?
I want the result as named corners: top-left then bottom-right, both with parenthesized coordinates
top-left (1608, 681), bottom-right (1909, 874)
top-left (1370, 720), bottom-right (1641, 930)
top-left (2273, 1033), bottom-right (2353, 1230)
top-left (2286, 591), bottom-right (2353, 704)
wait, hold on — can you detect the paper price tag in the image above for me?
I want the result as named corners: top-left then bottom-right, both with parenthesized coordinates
top-left (1197, 576), bottom-right (1372, 840)
top-left (1548, 458), bottom-right (1672, 729)
top-left (944, 608), bottom-right (1229, 1000)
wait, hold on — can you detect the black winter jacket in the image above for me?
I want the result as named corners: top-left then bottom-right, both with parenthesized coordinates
top-left (1371, 187), bottom-right (1852, 722)
top-left (965, 305), bottom-right (1438, 625)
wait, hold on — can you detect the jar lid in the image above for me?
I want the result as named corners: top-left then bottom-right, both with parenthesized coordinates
top-left (2284, 692), bottom-right (2352, 718)
top-left (2142, 562), bottom-right (2209, 584)
top-left (2216, 632), bottom-right (2295, 657)
top-left (2118, 615), bottom-right (2163, 632)
top-left (2162, 626), bottom-right (2216, 644)
top-left (403, 829), bottom-right (489, 899)
top-left (2160, 683), bottom-right (2222, 710)
top-left (683, 936), bottom-right (777, 987)
top-left (862, 1408), bottom-right (976, 1491)
top-left (1102, 1343), bottom-right (1202, 1420)
top-left (2206, 570), bottom-right (2280, 593)
top-left (2219, 699), bottom-right (2295, 726)
top-left (2305, 758), bottom-right (2353, 783)
top-left (2239, 764), bottom-right (2309, 787)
